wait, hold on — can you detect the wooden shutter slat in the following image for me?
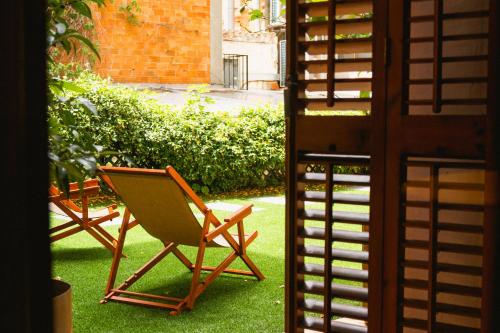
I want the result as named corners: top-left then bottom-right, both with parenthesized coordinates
top-left (299, 172), bottom-right (370, 185)
top-left (301, 209), bottom-right (370, 224)
top-left (300, 299), bottom-right (368, 320)
top-left (300, 245), bottom-right (369, 263)
top-left (302, 280), bottom-right (368, 301)
top-left (404, 298), bottom-right (481, 317)
top-left (300, 263), bottom-right (369, 282)
top-left (303, 100), bottom-right (371, 111)
top-left (301, 59), bottom-right (372, 73)
top-left (409, 10), bottom-right (489, 23)
top-left (404, 240), bottom-right (483, 255)
top-left (403, 260), bottom-right (483, 276)
top-left (300, 39), bottom-right (372, 55)
top-left (403, 220), bottom-right (484, 234)
top-left (404, 279), bottom-right (482, 297)
top-left (302, 191), bottom-right (370, 204)
top-left (403, 318), bottom-right (480, 333)
top-left (300, 0), bottom-right (373, 17)
top-left (301, 80), bottom-right (372, 92)
top-left (301, 19), bottom-right (372, 36)
top-left (301, 227), bottom-right (369, 244)
top-left (302, 317), bottom-right (368, 333)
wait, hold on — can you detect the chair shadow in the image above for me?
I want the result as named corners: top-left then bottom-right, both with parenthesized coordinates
top-left (140, 269), bottom-right (261, 298)
top-left (51, 246), bottom-right (113, 261)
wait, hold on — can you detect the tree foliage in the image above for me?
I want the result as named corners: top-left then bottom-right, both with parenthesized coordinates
top-left (47, 0), bottom-right (107, 193)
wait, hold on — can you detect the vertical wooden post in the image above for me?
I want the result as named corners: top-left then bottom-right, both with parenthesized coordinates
top-left (285, 0), bottom-right (300, 330)
top-left (327, 0), bottom-right (337, 107)
top-left (432, 0), bottom-right (443, 114)
top-left (482, 0), bottom-right (500, 331)
top-left (427, 165), bottom-right (439, 331)
top-left (2, 0), bottom-right (51, 331)
top-left (324, 164), bottom-right (334, 332)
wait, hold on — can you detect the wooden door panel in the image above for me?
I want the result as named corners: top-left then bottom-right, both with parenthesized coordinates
top-left (286, 0), bottom-right (379, 332)
top-left (384, 1), bottom-right (496, 332)
top-left (286, 0), bottom-right (497, 332)
top-left (296, 116), bottom-right (371, 154)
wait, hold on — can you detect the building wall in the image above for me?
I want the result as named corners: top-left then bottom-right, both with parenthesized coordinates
top-left (92, 0), bottom-right (211, 83)
top-left (222, 37), bottom-right (278, 86)
top-left (221, 0), bottom-right (282, 89)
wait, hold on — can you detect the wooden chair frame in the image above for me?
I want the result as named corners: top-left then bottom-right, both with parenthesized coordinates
top-left (49, 179), bottom-right (120, 255)
top-left (98, 166), bottom-right (265, 315)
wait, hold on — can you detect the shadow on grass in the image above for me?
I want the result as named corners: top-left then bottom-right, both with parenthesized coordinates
top-left (135, 270), bottom-right (261, 308)
top-left (51, 246), bottom-right (114, 261)
top-left (51, 238), bottom-right (163, 262)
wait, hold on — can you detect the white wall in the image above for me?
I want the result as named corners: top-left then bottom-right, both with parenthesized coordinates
top-left (210, 0), bottom-right (223, 84)
top-left (222, 40), bottom-right (279, 82)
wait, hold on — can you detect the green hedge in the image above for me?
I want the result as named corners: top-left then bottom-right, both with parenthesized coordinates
top-left (49, 73), bottom-right (285, 194)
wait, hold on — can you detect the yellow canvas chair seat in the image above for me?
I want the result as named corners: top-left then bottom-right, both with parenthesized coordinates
top-left (98, 166), bottom-right (265, 315)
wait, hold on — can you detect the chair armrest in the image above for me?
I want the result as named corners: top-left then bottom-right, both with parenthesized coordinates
top-left (205, 204), bottom-right (253, 242)
top-left (224, 204), bottom-right (253, 223)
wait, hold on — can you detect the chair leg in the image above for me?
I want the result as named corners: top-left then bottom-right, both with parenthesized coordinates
top-left (189, 251), bottom-right (244, 306)
top-left (103, 209), bottom-right (131, 297)
top-left (222, 230), bottom-right (265, 281)
top-left (86, 227), bottom-right (119, 255)
top-left (186, 240), bottom-right (207, 310)
top-left (240, 254), bottom-right (265, 281)
top-left (112, 243), bottom-right (175, 294)
top-left (94, 225), bottom-right (117, 244)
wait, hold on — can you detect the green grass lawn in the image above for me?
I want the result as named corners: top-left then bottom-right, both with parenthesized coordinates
top-left (51, 191), bottom-right (367, 332)
top-left (52, 195), bottom-right (286, 333)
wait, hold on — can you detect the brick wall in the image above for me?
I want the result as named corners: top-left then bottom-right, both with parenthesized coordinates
top-left (92, 0), bottom-right (210, 83)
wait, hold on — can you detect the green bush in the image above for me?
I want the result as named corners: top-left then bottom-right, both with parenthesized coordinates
top-left (48, 72), bottom-right (285, 194)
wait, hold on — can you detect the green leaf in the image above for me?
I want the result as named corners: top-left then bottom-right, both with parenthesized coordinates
top-left (77, 157), bottom-right (97, 173)
top-left (90, 0), bottom-right (106, 6)
top-left (55, 22), bottom-right (66, 34)
top-left (61, 81), bottom-right (85, 93)
top-left (201, 186), bottom-right (210, 195)
top-left (69, 34), bottom-right (101, 60)
top-left (49, 82), bottom-right (64, 96)
top-left (61, 39), bottom-right (71, 54)
top-left (249, 9), bottom-right (264, 20)
top-left (47, 34), bottom-right (55, 46)
top-left (48, 152), bottom-right (60, 162)
top-left (62, 162), bottom-right (84, 181)
top-left (60, 109), bottom-right (76, 126)
top-left (56, 166), bottom-right (70, 198)
top-left (78, 97), bottom-right (98, 116)
top-left (359, 91), bottom-right (371, 98)
top-left (71, 2), bottom-right (92, 19)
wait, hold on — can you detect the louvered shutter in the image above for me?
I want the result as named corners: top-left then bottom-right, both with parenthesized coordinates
top-left (280, 40), bottom-right (287, 87)
top-left (271, 0), bottom-right (281, 24)
top-left (285, 0), bottom-right (499, 332)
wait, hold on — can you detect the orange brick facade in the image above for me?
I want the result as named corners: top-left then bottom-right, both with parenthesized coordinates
top-left (92, 0), bottom-right (211, 83)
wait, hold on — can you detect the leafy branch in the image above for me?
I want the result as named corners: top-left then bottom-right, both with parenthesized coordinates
top-left (238, 0), bottom-right (286, 32)
top-left (119, 0), bottom-right (141, 25)
top-left (47, 0), bottom-right (108, 194)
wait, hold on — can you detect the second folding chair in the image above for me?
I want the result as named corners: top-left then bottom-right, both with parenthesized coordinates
top-left (49, 179), bottom-right (121, 255)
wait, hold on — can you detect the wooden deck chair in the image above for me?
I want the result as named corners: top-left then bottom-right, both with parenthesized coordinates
top-left (97, 166), bottom-right (265, 315)
top-left (49, 179), bottom-right (121, 255)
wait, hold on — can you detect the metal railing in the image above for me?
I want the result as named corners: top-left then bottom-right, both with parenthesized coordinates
top-left (223, 54), bottom-right (248, 90)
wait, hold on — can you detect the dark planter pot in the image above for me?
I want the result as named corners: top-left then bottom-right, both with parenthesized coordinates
top-left (52, 279), bottom-right (72, 333)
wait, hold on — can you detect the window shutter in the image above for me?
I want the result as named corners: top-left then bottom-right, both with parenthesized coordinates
top-left (279, 40), bottom-right (286, 87)
top-left (270, 0), bottom-right (280, 24)
top-left (285, 0), bottom-right (499, 332)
